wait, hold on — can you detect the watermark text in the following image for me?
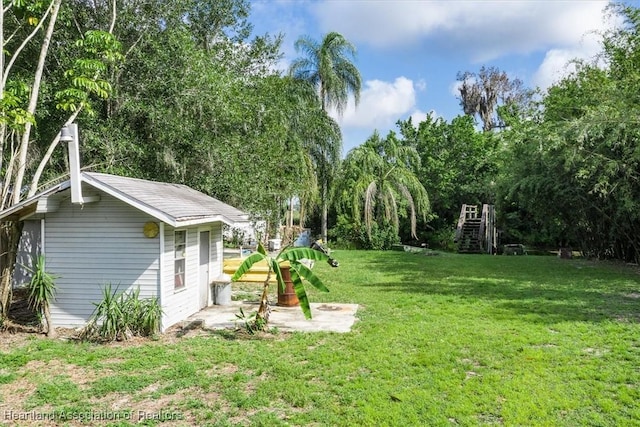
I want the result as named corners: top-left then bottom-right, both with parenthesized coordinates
top-left (4, 410), bottom-right (183, 422)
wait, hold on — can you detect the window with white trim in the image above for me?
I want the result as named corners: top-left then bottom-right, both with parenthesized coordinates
top-left (174, 230), bottom-right (186, 290)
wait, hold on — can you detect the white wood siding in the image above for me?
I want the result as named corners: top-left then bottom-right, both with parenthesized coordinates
top-left (160, 223), bottom-right (224, 330)
top-left (45, 192), bottom-right (160, 328)
top-left (161, 226), bottom-right (202, 329)
top-left (211, 222), bottom-right (223, 278)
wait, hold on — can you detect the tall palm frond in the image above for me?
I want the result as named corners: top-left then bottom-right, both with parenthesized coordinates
top-left (291, 32), bottom-right (361, 114)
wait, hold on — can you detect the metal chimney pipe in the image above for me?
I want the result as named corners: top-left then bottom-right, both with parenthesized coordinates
top-left (60, 126), bottom-right (73, 143)
top-left (61, 123), bottom-right (84, 204)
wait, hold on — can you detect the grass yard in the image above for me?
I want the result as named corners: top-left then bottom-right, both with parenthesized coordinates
top-left (1, 251), bottom-right (640, 426)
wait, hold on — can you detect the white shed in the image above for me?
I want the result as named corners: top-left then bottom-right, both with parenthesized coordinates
top-left (1, 172), bottom-right (248, 332)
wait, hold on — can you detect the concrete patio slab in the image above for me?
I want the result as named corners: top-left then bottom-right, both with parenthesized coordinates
top-left (185, 301), bottom-right (359, 333)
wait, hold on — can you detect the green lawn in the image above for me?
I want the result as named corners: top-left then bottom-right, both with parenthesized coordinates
top-left (1, 251), bottom-right (640, 426)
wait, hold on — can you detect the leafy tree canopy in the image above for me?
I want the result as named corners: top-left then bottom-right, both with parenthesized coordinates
top-left (496, 3), bottom-right (640, 261)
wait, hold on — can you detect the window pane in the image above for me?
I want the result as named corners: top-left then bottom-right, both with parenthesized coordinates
top-left (175, 230), bottom-right (186, 245)
top-left (175, 259), bottom-right (185, 289)
top-left (174, 231), bottom-right (186, 289)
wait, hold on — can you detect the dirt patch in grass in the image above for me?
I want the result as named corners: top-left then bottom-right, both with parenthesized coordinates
top-left (1, 367), bottom-right (37, 412)
top-left (86, 386), bottom-right (227, 425)
top-left (0, 327), bottom-right (45, 352)
top-left (26, 359), bottom-right (94, 386)
top-left (0, 321), bottom-right (283, 421)
top-left (0, 354), bottom-right (228, 425)
top-left (1, 359), bottom-right (95, 413)
top-left (1, 316), bottom-right (285, 355)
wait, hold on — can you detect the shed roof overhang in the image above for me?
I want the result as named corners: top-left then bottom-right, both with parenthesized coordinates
top-left (0, 181), bottom-right (70, 221)
top-left (0, 175), bottom-right (250, 228)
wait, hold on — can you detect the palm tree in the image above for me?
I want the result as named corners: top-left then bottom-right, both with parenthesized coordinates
top-left (299, 110), bottom-right (341, 229)
top-left (278, 78), bottom-right (340, 234)
top-left (289, 32), bottom-right (362, 243)
top-left (335, 131), bottom-right (430, 241)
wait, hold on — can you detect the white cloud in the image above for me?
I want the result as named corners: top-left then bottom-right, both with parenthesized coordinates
top-left (532, 10), bottom-right (621, 90)
top-left (332, 77), bottom-right (417, 129)
top-left (409, 109), bottom-right (431, 127)
top-left (311, 1), bottom-right (611, 62)
top-left (533, 49), bottom-right (583, 91)
top-left (449, 79), bottom-right (465, 98)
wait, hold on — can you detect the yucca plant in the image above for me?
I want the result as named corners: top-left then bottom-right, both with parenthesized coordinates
top-left (137, 295), bottom-right (162, 337)
top-left (120, 286), bottom-right (142, 334)
top-left (25, 256), bottom-right (58, 337)
top-left (82, 283), bottom-right (125, 341)
top-left (81, 284), bottom-right (163, 342)
top-left (231, 242), bottom-right (337, 331)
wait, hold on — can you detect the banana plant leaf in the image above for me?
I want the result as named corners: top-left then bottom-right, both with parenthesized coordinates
top-left (289, 267), bottom-right (313, 319)
top-left (291, 262), bottom-right (330, 293)
top-left (270, 258), bottom-right (286, 293)
top-left (230, 252), bottom-right (267, 282)
top-left (278, 247), bottom-right (329, 263)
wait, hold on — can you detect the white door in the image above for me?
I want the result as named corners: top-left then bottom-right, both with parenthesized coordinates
top-left (199, 231), bottom-right (210, 308)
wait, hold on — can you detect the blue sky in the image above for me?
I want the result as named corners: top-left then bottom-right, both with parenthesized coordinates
top-left (248, 0), bottom-right (623, 155)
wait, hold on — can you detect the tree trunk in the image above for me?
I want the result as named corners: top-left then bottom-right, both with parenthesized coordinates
top-left (44, 303), bottom-right (56, 338)
top-left (254, 265), bottom-right (272, 330)
top-left (321, 185), bottom-right (328, 243)
top-left (12, 0), bottom-right (62, 205)
top-left (0, 220), bottom-right (23, 323)
top-left (255, 281), bottom-right (270, 329)
top-left (288, 197), bottom-right (294, 229)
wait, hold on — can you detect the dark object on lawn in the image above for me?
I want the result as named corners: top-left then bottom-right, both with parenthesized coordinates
top-left (311, 240), bottom-right (340, 268)
top-left (558, 247), bottom-right (573, 259)
top-left (504, 244), bottom-right (526, 255)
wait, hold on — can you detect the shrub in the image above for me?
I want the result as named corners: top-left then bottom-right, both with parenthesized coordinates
top-left (25, 256), bottom-right (57, 337)
top-left (330, 215), bottom-right (400, 250)
top-left (80, 284), bottom-right (163, 342)
top-left (223, 225), bottom-right (246, 248)
top-left (427, 227), bottom-right (457, 252)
